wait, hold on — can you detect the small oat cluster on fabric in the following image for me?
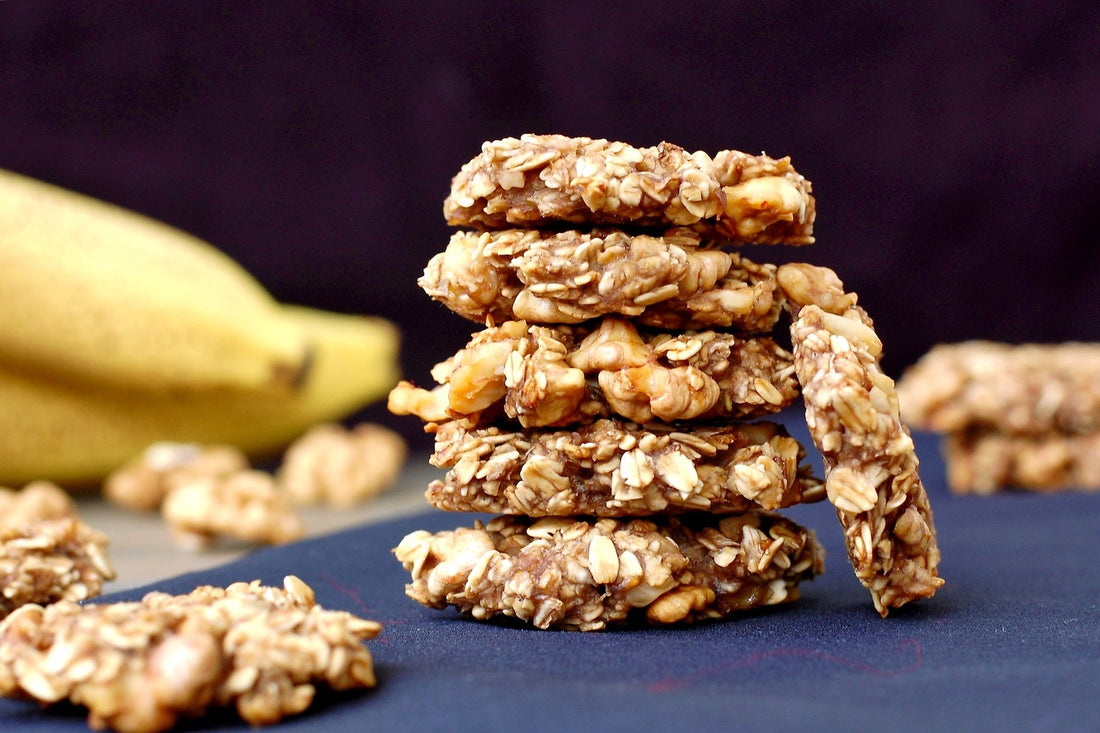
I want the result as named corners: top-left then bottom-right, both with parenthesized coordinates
top-left (390, 133), bottom-right (943, 628)
top-left (0, 481), bottom-right (116, 621)
top-left (898, 341), bottom-right (1100, 493)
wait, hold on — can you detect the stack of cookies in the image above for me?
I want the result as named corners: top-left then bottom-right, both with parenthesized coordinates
top-left (390, 134), bottom-right (943, 629)
top-left (898, 341), bottom-right (1100, 493)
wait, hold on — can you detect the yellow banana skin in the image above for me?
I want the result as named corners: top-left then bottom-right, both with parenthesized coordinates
top-left (0, 305), bottom-right (401, 487)
top-left (0, 168), bottom-right (308, 393)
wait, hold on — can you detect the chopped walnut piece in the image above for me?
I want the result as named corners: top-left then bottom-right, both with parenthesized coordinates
top-left (277, 422), bottom-right (407, 508)
top-left (421, 228), bottom-right (786, 331)
top-left (161, 470), bottom-right (304, 549)
top-left (776, 261), bottom-right (859, 315)
top-left (394, 512), bottom-right (823, 630)
top-left (943, 429), bottom-right (1100, 493)
top-left (791, 299), bottom-right (944, 616)
top-left (388, 318), bottom-right (798, 428)
top-left (0, 481), bottom-right (78, 528)
top-left (896, 340), bottom-right (1100, 436)
top-left (443, 134), bottom-right (814, 244)
top-left (0, 518), bottom-right (115, 619)
top-left (0, 576), bottom-right (381, 733)
top-left (104, 442), bottom-right (249, 512)
top-left (426, 419), bottom-right (823, 516)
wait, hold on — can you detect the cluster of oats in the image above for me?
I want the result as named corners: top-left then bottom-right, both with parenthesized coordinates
top-left (391, 133), bottom-right (942, 627)
top-left (103, 423), bottom-right (407, 549)
top-left (0, 575), bottom-right (381, 733)
top-left (0, 481), bottom-right (116, 621)
top-left (898, 341), bottom-right (1100, 493)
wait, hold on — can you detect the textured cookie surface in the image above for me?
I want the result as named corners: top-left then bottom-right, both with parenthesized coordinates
top-left (426, 419), bottom-right (823, 516)
top-left (420, 227), bottom-right (785, 329)
top-left (0, 576), bottom-right (380, 733)
top-left (791, 301), bottom-right (943, 616)
top-left (394, 512), bottom-right (823, 630)
top-left (444, 134), bottom-right (815, 244)
top-left (388, 317), bottom-right (798, 429)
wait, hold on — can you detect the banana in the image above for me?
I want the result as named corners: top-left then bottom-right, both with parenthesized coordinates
top-left (0, 168), bottom-right (308, 393)
top-left (0, 304), bottom-right (401, 487)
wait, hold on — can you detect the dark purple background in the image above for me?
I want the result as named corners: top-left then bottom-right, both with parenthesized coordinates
top-left (2, 3), bottom-right (1098, 444)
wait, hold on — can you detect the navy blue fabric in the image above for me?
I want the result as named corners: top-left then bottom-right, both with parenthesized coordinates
top-left (2, 425), bottom-right (1098, 731)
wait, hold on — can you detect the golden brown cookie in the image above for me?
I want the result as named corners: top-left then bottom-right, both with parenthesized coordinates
top-left (789, 293), bottom-right (943, 616)
top-left (426, 419), bottom-right (823, 516)
top-left (444, 134), bottom-right (815, 243)
top-left (388, 318), bottom-right (797, 428)
top-left (394, 511), bottom-right (823, 630)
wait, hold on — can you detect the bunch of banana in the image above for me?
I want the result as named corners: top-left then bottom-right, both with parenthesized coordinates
top-left (0, 168), bottom-right (401, 486)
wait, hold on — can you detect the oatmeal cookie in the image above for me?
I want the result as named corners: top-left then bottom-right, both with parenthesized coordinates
top-left (0, 519), bottom-right (115, 619)
top-left (388, 318), bottom-right (797, 428)
top-left (443, 134), bottom-right (815, 244)
top-left (896, 340), bottom-right (1100, 436)
top-left (0, 576), bottom-right (380, 733)
top-left (426, 419), bottom-right (823, 516)
top-left (790, 300), bottom-right (943, 616)
top-left (161, 470), bottom-right (304, 549)
top-left (943, 429), bottom-right (1100, 493)
top-left (420, 227), bottom-right (783, 330)
top-left (104, 442), bottom-right (249, 512)
top-left (0, 481), bottom-right (78, 528)
top-left (277, 422), bottom-right (407, 508)
top-left (394, 511), bottom-right (823, 630)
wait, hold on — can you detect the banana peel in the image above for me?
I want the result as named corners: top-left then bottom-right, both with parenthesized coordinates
top-left (0, 305), bottom-right (401, 487)
top-left (0, 168), bottom-right (402, 487)
top-left (0, 168), bottom-right (309, 394)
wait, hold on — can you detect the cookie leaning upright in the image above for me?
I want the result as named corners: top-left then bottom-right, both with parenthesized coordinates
top-left (779, 264), bottom-right (944, 616)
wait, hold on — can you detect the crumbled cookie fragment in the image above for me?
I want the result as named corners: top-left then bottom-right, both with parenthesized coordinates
top-left (389, 318), bottom-right (798, 428)
top-left (0, 576), bottom-right (381, 733)
top-left (394, 512), bottom-right (823, 630)
top-left (427, 419), bottom-right (823, 516)
top-left (791, 300), bottom-right (943, 616)
top-left (0, 480), bottom-right (78, 528)
top-left (443, 134), bottom-right (815, 244)
top-left (277, 422), bottom-right (407, 507)
top-left (0, 519), bottom-right (115, 619)
top-left (896, 340), bottom-right (1100, 435)
top-left (161, 470), bottom-right (304, 549)
top-left (943, 429), bottom-right (1100, 493)
top-left (422, 228), bottom-right (785, 331)
top-left (104, 442), bottom-right (249, 512)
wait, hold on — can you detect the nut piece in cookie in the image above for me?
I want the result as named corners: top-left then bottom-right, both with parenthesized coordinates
top-left (394, 512), bottom-right (823, 631)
